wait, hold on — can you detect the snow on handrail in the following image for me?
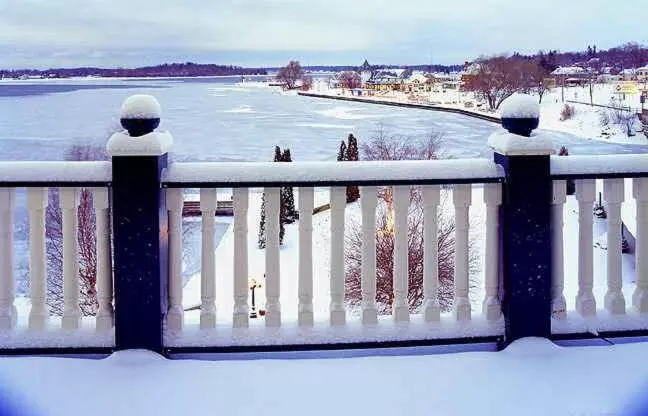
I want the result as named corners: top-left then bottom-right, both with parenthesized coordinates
top-left (551, 154), bottom-right (648, 179)
top-left (163, 159), bottom-right (504, 187)
top-left (0, 161), bottom-right (112, 185)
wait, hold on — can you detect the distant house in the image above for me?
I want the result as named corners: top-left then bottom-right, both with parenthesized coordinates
top-left (638, 66), bottom-right (648, 82)
top-left (621, 69), bottom-right (638, 81)
top-left (405, 71), bottom-right (431, 93)
top-left (365, 69), bottom-right (405, 91)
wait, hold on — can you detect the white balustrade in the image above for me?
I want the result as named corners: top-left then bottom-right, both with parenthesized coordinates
top-left (551, 181), bottom-right (567, 319)
top-left (298, 187), bottom-right (314, 326)
top-left (61, 187), bottom-right (81, 330)
top-left (264, 188), bottom-right (281, 327)
top-left (453, 184), bottom-right (472, 321)
top-left (422, 185), bottom-right (441, 322)
top-left (392, 186), bottom-right (410, 322)
top-left (166, 188), bottom-right (184, 330)
top-left (633, 178), bottom-right (648, 312)
top-left (200, 188), bottom-right (217, 329)
top-left (27, 188), bottom-right (48, 330)
top-left (329, 187), bottom-right (346, 326)
top-left (604, 179), bottom-right (626, 315)
top-left (0, 188), bottom-right (16, 330)
top-left (360, 186), bottom-right (378, 324)
top-left (233, 188), bottom-right (249, 328)
top-left (482, 183), bottom-right (501, 321)
top-left (93, 188), bottom-right (114, 331)
top-left (575, 179), bottom-right (596, 317)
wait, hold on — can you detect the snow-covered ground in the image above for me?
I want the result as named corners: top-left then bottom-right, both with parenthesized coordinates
top-left (318, 82), bottom-right (647, 147)
top-left (2, 338), bottom-right (648, 416)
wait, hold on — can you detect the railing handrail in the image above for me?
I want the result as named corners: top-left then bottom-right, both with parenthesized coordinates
top-left (163, 159), bottom-right (504, 188)
top-left (0, 161), bottom-right (112, 187)
top-left (551, 154), bottom-right (648, 180)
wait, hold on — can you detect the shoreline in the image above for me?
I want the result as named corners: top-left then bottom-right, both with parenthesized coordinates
top-left (298, 91), bottom-right (501, 124)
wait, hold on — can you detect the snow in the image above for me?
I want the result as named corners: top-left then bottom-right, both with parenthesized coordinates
top-left (0, 161), bottom-right (111, 183)
top-left (164, 159), bottom-right (504, 184)
top-left (499, 94), bottom-right (540, 119)
top-left (2, 338), bottom-right (648, 416)
top-left (166, 315), bottom-right (503, 347)
top-left (551, 154), bottom-right (648, 176)
top-left (106, 130), bottom-right (173, 156)
top-left (120, 94), bottom-right (161, 119)
top-left (487, 130), bottom-right (554, 156)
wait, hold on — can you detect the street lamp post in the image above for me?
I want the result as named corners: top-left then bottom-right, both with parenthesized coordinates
top-left (249, 278), bottom-right (262, 318)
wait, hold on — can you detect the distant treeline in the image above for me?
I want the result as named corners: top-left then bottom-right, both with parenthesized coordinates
top-left (287, 64), bottom-right (463, 74)
top-left (0, 62), bottom-right (268, 79)
top-left (504, 42), bottom-right (648, 72)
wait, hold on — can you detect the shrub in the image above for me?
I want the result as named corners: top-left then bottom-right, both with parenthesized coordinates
top-left (559, 104), bottom-right (575, 121)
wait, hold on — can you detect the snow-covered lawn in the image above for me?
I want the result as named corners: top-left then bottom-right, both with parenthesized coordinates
top-left (2, 338), bottom-right (648, 416)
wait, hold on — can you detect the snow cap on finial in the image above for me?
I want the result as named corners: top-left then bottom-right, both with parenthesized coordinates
top-left (499, 94), bottom-right (540, 137)
top-left (120, 95), bottom-right (162, 137)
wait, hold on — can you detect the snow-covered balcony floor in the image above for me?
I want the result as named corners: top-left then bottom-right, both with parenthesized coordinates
top-left (2, 338), bottom-right (648, 416)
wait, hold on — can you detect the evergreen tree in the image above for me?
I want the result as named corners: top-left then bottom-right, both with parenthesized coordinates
top-left (258, 192), bottom-right (267, 249)
top-left (281, 148), bottom-right (297, 223)
top-left (345, 134), bottom-right (360, 203)
top-left (337, 141), bottom-right (347, 161)
top-left (259, 146), bottom-right (289, 248)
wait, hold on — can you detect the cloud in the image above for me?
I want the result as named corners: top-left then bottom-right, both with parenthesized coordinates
top-left (0, 0), bottom-right (646, 67)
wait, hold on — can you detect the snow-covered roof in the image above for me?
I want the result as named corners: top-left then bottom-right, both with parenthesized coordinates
top-left (552, 67), bottom-right (585, 75)
top-left (407, 72), bottom-right (428, 84)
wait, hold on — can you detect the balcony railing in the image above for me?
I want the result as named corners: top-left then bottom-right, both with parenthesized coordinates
top-left (1, 94), bottom-right (647, 355)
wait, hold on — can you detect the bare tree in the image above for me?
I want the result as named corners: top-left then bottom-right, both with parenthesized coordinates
top-left (46, 144), bottom-right (109, 315)
top-left (300, 74), bottom-right (313, 91)
top-left (276, 61), bottom-right (305, 90)
top-left (338, 71), bottom-right (362, 89)
top-left (464, 56), bottom-right (544, 110)
top-left (345, 127), bottom-right (479, 313)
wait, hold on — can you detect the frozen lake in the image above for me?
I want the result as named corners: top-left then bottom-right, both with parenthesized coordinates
top-left (2, 77), bottom-right (647, 162)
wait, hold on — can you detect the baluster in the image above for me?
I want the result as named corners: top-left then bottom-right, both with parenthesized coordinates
top-left (604, 179), bottom-right (626, 314)
top-left (361, 186), bottom-right (378, 324)
top-left (393, 186), bottom-right (410, 322)
top-left (633, 178), bottom-right (648, 312)
top-left (200, 188), bottom-right (217, 329)
top-left (166, 188), bottom-right (184, 330)
top-left (0, 188), bottom-right (16, 330)
top-left (233, 188), bottom-right (249, 328)
top-left (483, 183), bottom-right (502, 321)
top-left (298, 187), bottom-right (314, 326)
top-left (453, 184), bottom-right (471, 321)
top-left (423, 185), bottom-right (440, 321)
top-left (93, 188), bottom-right (114, 331)
top-left (551, 181), bottom-right (567, 319)
top-left (61, 187), bottom-right (81, 330)
top-left (265, 188), bottom-right (281, 327)
top-left (27, 188), bottom-right (48, 330)
top-left (330, 186), bottom-right (346, 325)
top-left (575, 179), bottom-right (596, 316)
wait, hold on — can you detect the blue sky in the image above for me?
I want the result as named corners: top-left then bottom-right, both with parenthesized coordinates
top-left (1, 0), bottom-right (647, 69)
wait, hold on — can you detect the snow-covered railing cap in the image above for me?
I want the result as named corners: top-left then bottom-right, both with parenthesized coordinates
top-left (107, 130), bottom-right (173, 157)
top-left (489, 93), bottom-right (551, 155)
top-left (107, 94), bottom-right (173, 156)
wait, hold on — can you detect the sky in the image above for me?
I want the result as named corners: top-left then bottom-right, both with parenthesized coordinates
top-left (1, 0), bottom-right (647, 69)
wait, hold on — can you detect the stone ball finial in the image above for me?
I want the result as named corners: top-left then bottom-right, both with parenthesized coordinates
top-left (120, 95), bottom-right (162, 137)
top-left (499, 94), bottom-right (540, 137)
